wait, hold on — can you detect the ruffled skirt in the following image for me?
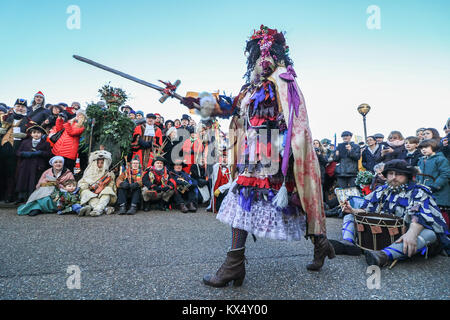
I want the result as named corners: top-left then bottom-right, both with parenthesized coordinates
top-left (216, 191), bottom-right (306, 241)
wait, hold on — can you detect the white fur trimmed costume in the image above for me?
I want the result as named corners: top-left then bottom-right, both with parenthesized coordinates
top-left (78, 150), bottom-right (117, 216)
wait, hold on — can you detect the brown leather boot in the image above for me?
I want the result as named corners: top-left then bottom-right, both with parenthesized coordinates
top-left (187, 202), bottom-right (197, 212)
top-left (179, 203), bottom-right (189, 213)
top-left (203, 247), bottom-right (246, 287)
top-left (306, 235), bottom-right (336, 271)
top-left (365, 250), bottom-right (389, 267)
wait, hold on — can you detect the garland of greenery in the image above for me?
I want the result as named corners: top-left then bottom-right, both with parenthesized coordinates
top-left (80, 84), bottom-right (134, 164)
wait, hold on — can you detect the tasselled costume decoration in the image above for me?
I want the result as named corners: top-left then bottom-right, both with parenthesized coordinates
top-left (186, 25), bottom-right (326, 239)
top-left (181, 26), bottom-right (334, 284)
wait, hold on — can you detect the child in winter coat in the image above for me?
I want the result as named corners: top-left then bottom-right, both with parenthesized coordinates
top-left (404, 136), bottom-right (422, 167)
top-left (55, 179), bottom-right (82, 215)
top-left (17, 179), bottom-right (80, 216)
top-left (417, 139), bottom-right (450, 228)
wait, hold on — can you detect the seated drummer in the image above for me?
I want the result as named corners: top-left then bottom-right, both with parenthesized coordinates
top-left (329, 159), bottom-right (450, 267)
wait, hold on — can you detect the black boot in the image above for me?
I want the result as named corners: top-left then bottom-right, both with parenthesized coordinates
top-left (365, 250), bottom-right (390, 268)
top-left (127, 204), bottom-right (137, 215)
top-left (179, 203), bottom-right (189, 213)
top-left (306, 235), bottom-right (336, 271)
top-left (203, 248), bottom-right (246, 287)
top-left (143, 202), bottom-right (151, 212)
top-left (329, 239), bottom-right (362, 256)
top-left (187, 202), bottom-right (197, 212)
top-left (118, 204), bottom-right (127, 215)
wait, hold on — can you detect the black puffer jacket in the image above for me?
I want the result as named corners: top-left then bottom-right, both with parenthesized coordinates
top-left (333, 142), bottom-right (360, 177)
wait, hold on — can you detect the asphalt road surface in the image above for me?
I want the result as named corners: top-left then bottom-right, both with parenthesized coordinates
top-left (1, 205), bottom-right (449, 300)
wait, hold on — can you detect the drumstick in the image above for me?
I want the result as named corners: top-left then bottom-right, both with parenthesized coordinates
top-left (388, 259), bottom-right (398, 269)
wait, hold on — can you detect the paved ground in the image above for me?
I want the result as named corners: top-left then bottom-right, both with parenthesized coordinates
top-left (0, 204), bottom-right (449, 300)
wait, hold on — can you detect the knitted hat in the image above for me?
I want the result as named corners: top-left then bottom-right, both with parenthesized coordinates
top-left (136, 111), bottom-right (144, 117)
top-left (34, 91), bottom-right (44, 98)
top-left (49, 156), bottom-right (64, 166)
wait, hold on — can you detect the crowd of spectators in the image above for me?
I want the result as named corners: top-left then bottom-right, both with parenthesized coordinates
top-left (1, 92), bottom-right (448, 225)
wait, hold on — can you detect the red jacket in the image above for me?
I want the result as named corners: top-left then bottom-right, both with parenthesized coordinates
top-left (50, 118), bottom-right (84, 160)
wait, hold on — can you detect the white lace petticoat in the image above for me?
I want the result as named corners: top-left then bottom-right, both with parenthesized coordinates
top-left (216, 191), bottom-right (306, 241)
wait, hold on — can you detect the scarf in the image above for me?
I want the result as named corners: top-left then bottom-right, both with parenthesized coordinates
top-left (387, 139), bottom-right (405, 148)
top-left (32, 138), bottom-right (41, 148)
top-left (144, 124), bottom-right (155, 137)
top-left (368, 144), bottom-right (379, 155)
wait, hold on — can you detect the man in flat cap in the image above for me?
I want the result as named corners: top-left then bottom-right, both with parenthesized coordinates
top-left (333, 131), bottom-right (360, 189)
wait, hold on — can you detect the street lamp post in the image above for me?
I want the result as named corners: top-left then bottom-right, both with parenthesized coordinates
top-left (357, 103), bottom-right (371, 142)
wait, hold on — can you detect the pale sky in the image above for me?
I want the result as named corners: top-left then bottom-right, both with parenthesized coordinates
top-left (1, 0), bottom-right (448, 142)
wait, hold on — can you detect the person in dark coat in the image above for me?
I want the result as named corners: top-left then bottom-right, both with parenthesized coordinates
top-left (333, 131), bottom-right (360, 188)
top-left (417, 139), bottom-right (450, 228)
top-left (170, 160), bottom-right (198, 213)
top-left (190, 158), bottom-right (209, 205)
top-left (42, 104), bottom-right (64, 132)
top-left (404, 136), bottom-right (422, 167)
top-left (373, 133), bottom-right (387, 148)
top-left (442, 118), bottom-right (450, 161)
top-left (27, 91), bottom-right (48, 125)
top-left (15, 124), bottom-right (52, 204)
top-left (0, 99), bottom-right (30, 202)
top-left (362, 136), bottom-right (381, 173)
top-left (163, 126), bottom-right (182, 170)
top-left (376, 130), bottom-right (407, 163)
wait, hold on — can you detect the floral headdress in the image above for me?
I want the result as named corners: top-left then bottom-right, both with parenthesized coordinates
top-left (250, 25), bottom-right (289, 61)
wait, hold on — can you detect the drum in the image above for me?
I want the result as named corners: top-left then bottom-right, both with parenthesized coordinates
top-left (353, 211), bottom-right (405, 251)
